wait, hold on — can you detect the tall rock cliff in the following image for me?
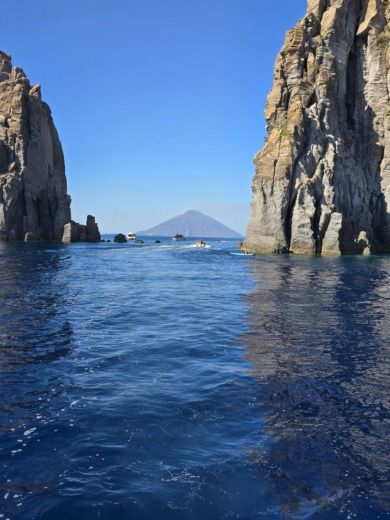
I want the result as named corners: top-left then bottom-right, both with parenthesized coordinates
top-left (0, 51), bottom-right (100, 243)
top-left (245, 0), bottom-right (390, 254)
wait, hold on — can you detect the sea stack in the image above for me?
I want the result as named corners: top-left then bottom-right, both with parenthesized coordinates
top-left (0, 51), bottom-right (100, 243)
top-left (245, 0), bottom-right (390, 255)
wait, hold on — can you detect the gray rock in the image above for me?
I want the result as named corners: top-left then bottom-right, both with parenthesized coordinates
top-left (0, 51), bottom-right (12, 73)
top-left (24, 231), bottom-right (38, 242)
top-left (0, 51), bottom-right (100, 243)
top-left (62, 216), bottom-right (100, 243)
top-left (114, 233), bottom-right (127, 243)
top-left (245, 0), bottom-right (390, 255)
top-left (86, 215), bottom-right (101, 242)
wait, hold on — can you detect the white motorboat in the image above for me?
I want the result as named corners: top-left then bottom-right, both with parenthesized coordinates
top-left (127, 232), bottom-right (136, 240)
top-left (193, 240), bottom-right (211, 249)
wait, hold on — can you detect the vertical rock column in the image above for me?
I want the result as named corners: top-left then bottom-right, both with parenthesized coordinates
top-left (245, 0), bottom-right (390, 255)
top-left (0, 50), bottom-right (100, 243)
top-left (0, 51), bottom-right (71, 241)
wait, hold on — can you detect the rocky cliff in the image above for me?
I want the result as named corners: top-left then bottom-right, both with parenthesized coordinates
top-left (245, 0), bottom-right (390, 254)
top-left (0, 51), bottom-right (100, 243)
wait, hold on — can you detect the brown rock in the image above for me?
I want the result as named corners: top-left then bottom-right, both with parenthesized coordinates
top-left (245, 0), bottom-right (390, 255)
top-left (62, 216), bottom-right (101, 243)
top-left (0, 52), bottom-right (100, 243)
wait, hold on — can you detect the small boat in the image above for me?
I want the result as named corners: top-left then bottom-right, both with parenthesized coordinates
top-left (135, 239), bottom-right (144, 244)
top-left (230, 251), bottom-right (255, 257)
top-left (127, 232), bottom-right (136, 240)
top-left (172, 234), bottom-right (185, 241)
top-left (194, 240), bottom-right (208, 248)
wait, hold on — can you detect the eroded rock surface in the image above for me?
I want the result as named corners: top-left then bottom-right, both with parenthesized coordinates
top-left (62, 215), bottom-right (101, 243)
top-left (0, 51), bottom-right (100, 242)
top-left (245, 0), bottom-right (390, 255)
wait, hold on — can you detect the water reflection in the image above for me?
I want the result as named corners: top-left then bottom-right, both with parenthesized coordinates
top-left (0, 242), bottom-right (74, 372)
top-left (0, 242), bottom-right (74, 517)
top-left (243, 256), bottom-right (390, 518)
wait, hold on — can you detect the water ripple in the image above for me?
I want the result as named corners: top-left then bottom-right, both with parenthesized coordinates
top-left (0, 241), bottom-right (388, 519)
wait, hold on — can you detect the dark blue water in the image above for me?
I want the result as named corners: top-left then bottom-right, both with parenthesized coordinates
top-left (0, 238), bottom-right (388, 520)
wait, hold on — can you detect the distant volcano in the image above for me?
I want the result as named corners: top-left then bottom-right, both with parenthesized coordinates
top-left (140, 210), bottom-right (242, 238)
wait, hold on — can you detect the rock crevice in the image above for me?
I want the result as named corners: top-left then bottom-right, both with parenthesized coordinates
top-left (245, 0), bottom-right (390, 254)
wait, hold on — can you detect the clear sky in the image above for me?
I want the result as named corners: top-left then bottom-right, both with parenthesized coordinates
top-left (4, 0), bottom-right (306, 234)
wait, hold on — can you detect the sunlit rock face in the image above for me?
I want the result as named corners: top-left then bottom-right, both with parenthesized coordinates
top-left (245, 0), bottom-right (390, 255)
top-left (0, 51), bottom-right (100, 242)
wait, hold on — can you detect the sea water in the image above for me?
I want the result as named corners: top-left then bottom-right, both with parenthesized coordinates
top-left (0, 238), bottom-right (388, 519)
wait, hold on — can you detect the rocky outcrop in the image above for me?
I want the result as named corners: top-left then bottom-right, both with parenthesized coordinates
top-left (245, 0), bottom-right (390, 255)
top-left (113, 233), bottom-right (127, 243)
top-left (0, 51), bottom-right (100, 243)
top-left (62, 215), bottom-right (101, 243)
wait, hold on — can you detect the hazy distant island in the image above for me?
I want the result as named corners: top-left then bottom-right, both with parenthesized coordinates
top-left (139, 210), bottom-right (242, 238)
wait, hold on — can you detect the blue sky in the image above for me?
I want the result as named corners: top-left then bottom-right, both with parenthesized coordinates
top-left (4, 0), bottom-right (306, 234)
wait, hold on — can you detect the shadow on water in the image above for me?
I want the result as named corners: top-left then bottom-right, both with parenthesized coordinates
top-left (242, 255), bottom-right (390, 519)
top-left (0, 242), bottom-right (74, 372)
top-left (0, 242), bottom-right (74, 514)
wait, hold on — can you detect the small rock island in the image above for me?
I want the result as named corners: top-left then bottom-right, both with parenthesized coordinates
top-left (0, 51), bottom-right (100, 243)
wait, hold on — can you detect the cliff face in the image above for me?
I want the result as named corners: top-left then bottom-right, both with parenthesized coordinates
top-left (0, 51), bottom-right (100, 243)
top-left (245, 0), bottom-right (390, 255)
